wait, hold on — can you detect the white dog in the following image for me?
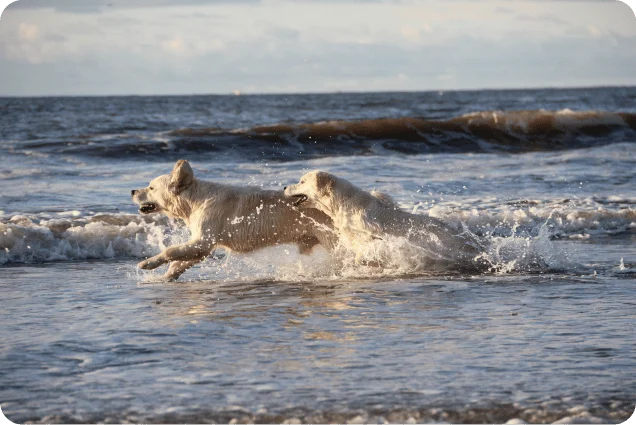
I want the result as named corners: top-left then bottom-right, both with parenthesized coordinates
top-left (284, 170), bottom-right (486, 270)
top-left (132, 160), bottom-right (335, 280)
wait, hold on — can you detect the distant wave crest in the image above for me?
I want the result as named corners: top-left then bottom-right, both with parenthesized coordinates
top-left (7, 109), bottom-right (636, 161)
top-left (167, 109), bottom-right (636, 158)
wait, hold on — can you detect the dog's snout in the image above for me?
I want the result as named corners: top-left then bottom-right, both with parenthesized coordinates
top-left (131, 190), bottom-right (138, 196)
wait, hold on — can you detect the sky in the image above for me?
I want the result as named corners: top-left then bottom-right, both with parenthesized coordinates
top-left (0, 0), bottom-right (635, 96)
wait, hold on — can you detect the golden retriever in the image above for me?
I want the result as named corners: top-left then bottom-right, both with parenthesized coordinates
top-left (131, 160), bottom-right (335, 280)
top-left (284, 170), bottom-right (486, 270)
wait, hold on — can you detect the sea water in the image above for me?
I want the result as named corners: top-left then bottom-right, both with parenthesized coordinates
top-left (1, 88), bottom-right (635, 423)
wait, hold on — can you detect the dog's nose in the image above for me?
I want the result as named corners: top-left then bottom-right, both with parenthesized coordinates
top-left (131, 190), bottom-right (138, 196)
top-left (284, 186), bottom-right (287, 190)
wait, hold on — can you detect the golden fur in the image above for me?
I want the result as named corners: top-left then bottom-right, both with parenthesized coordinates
top-left (284, 170), bottom-right (485, 269)
top-left (132, 160), bottom-right (335, 280)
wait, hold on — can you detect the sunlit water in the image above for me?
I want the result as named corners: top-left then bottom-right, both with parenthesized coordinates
top-left (1, 88), bottom-right (635, 423)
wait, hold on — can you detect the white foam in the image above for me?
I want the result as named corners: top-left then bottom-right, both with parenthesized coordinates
top-left (426, 201), bottom-right (636, 239)
top-left (1, 200), bottom-right (631, 280)
top-left (56, 210), bottom-right (82, 217)
top-left (0, 214), bottom-right (188, 265)
top-left (476, 223), bottom-right (576, 274)
top-left (614, 257), bottom-right (635, 275)
top-left (552, 414), bottom-right (609, 424)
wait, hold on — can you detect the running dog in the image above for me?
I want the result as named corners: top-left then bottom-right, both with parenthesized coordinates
top-left (132, 161), bottom-right (335, 280)
top-left (284, 170), bottom-right (485, 270)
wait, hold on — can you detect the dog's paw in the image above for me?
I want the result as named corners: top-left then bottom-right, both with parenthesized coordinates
top-left (163, 267), bottom-right (182, 281)
top-left (138, 258), bottom-right (160, 270)
top-left (163, 273), bottom-right (179, 282)
top-left (137, 259), bottom-right (150, 269)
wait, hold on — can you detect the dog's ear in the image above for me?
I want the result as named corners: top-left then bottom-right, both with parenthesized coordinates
top-left (169, 160), bottom-right (194, 195)
top-left (315, 171), bottom-right (335, 192)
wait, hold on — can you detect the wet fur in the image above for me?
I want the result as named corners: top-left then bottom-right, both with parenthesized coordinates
top-left (285, 170), bottom-right (485, 268)
top-left (132, 161), bottom-right (335, 280)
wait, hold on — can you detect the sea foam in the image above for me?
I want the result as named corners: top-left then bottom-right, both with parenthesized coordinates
top-left (0, 214), bottom-right (187, 265)
top-left (1, 201), bottom-right (632, 279)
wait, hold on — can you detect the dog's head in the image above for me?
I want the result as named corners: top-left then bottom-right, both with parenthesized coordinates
top-left (284, 170), bottom-right (339, 212)
top-left (131, 159), bottom-right (194, 217)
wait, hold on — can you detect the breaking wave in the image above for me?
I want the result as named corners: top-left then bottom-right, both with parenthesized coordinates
top-left (6, 109), bottom-right (636, 161)
top-left (0, 214), bottom-right (188, 265)
top-left (2, 198), bottom-right (633, 278)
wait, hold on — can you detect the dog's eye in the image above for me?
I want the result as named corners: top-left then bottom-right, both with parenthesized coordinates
top-left (149, 187), bottom-right (154, 190)
top-left (300, 180), bottom-right (305, 184)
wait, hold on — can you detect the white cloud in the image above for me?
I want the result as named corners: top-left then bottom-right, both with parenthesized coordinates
top-left (401, 27), bottom-right (421, 43)
top-left (18, 23), bottom-right (39, 40)
top-left (164, 36), bottom-right (184, 52)
top-left (400, 24), bottom-right (432, 43)
top-left (587, 25), bottom-right (603, 38)
top-left (162, 36), bottom-right (224, 56)
top-left (0, 21), bottom-right (68, 64)
top-left (7, 0), bottom-right (261, 14)
top-left (0, 0), bottom-right (635, 95)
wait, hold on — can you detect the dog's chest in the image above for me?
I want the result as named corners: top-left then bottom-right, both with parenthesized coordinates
top-left (335, 210), bottom-right (378, 241)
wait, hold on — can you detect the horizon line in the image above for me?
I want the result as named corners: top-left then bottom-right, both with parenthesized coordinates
top-left (1, 83), bottom-right (635, 99)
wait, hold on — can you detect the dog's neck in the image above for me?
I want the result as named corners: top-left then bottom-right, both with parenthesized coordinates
top-left (322, 189), bottom-right (383, 230)
top-left (164, 180), bottom-right (206, 222)
top-left (317, 192), bottom-right (349, 221)
top-left (168, 179), bottom-right (228, 223)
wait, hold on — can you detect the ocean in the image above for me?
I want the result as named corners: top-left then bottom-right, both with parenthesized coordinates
top-left (1, 87), bottom-right (635, 423)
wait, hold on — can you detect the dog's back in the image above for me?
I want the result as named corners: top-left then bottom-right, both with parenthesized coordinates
top-left (194, 182), bottom-right (335, 254)
top-left (329, 176), bottom-right (485, 268)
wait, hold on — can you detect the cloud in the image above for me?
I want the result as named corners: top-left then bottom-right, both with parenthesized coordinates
top-left (515, 13), bottom-right (568, 25)
top-left (162, 35), bottom-right (224, 56)
top-left (2, 29), bottom-right (636, 96)
top-left (564, 25), bottom-right (606, 38)
top-left (9, 0), bottom-right (615, 15)
top-left (400, 24), bottom-right (432, 43)
top-left (1, 0), bottom-right (634, 95)
top-left (587, 25), bottom-right (604, 37)
top-left (7, 0), bottom-right (260, 14)
top-left (0, 20), bottom-right (72, 64)
top-left (17, 22), bottom-right (38, 39)
top-left (164, 36), bottom-right (185, 52)
top-left (494, 6), bottom-right (514, 14)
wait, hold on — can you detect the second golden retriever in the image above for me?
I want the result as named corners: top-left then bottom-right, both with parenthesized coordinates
top-left (284, 170), bottom-right (486, 270)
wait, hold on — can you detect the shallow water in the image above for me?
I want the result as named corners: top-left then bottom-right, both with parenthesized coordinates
top-left (1, 88), bottom-right (635, 423)
top-left (2, 253), bottom-right (635, 423)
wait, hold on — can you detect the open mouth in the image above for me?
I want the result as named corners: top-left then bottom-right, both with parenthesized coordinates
top-left (290, 194), bottom-right (308, 206)
top-left (139, 203), bottom-right (158, 214)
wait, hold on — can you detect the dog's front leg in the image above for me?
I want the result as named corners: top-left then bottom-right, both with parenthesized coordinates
top-left (164, 260), bottom-right (201, 281)
top-left (138, 239), bottom-right (215, 271)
